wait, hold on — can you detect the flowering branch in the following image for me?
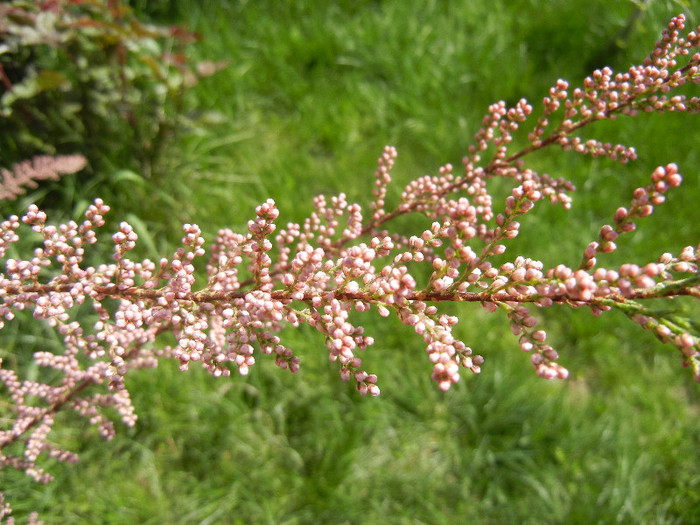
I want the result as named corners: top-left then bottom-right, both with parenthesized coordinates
top-left (0, 155), bottom-right (86, 201)
top-left (0, 13), bottom-right (699, 522)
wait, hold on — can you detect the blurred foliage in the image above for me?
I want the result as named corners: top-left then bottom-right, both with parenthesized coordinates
top-left (126, 0), bottom-right (183, 21)
top-left (0, 0), bottom-right (226, 228)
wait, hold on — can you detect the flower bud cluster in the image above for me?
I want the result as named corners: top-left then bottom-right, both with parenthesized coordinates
top-left (625, 246), bottom-right (700, 378)
top-left (371, 145), bottom-right (398, 222)
top-left (581, 163), bottom-right (682, 269)
top-left (396, 303), bottom-right (483, 391)
top-left (506, 304), bottom-right (569, 380)
top-left (469, 99), bottom-right (533, 163)
top-left (529, 15), bottom-right (699, 166)
top-left (309, 297), bottom-right (378, 395)
top-left (1, 15), bottom-right (699, 517)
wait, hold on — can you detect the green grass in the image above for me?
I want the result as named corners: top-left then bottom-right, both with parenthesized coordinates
top-left (3, 0), bottom-right (700, 523)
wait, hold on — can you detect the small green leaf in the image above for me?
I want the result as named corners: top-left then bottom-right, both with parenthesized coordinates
top-left (124, 212), bottom-right (161, 262)
top-left (35, 70), bottom-right (69, 91)
top-left (111, 169), bottom-right (146, 185)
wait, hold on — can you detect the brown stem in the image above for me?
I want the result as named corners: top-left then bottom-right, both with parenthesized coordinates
top-left (3, 280), bottom-right (697, 307)
top-left (0, 376), bottom-right (93, 451)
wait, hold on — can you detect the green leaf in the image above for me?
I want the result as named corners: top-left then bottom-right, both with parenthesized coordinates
top-left (111, 169), bottom-right (146, 185)
top-left (34, 70), bottom-right (69, 91)
top-left (124, 212), bottom-right (161, 262)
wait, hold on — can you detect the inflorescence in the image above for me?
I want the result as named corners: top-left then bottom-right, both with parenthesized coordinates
top-left (0, 13), bottom-right (699, 523)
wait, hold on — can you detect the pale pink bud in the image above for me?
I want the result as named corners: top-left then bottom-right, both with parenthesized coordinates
top-left (614, 207), bottom-right (628, 222)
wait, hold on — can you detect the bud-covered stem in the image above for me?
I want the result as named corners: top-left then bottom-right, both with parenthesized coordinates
top-left (1, 13), bottom-right (699, 521)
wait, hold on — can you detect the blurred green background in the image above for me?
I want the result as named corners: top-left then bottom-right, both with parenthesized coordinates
top-left (2, 0), bottom-right (700, 523)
